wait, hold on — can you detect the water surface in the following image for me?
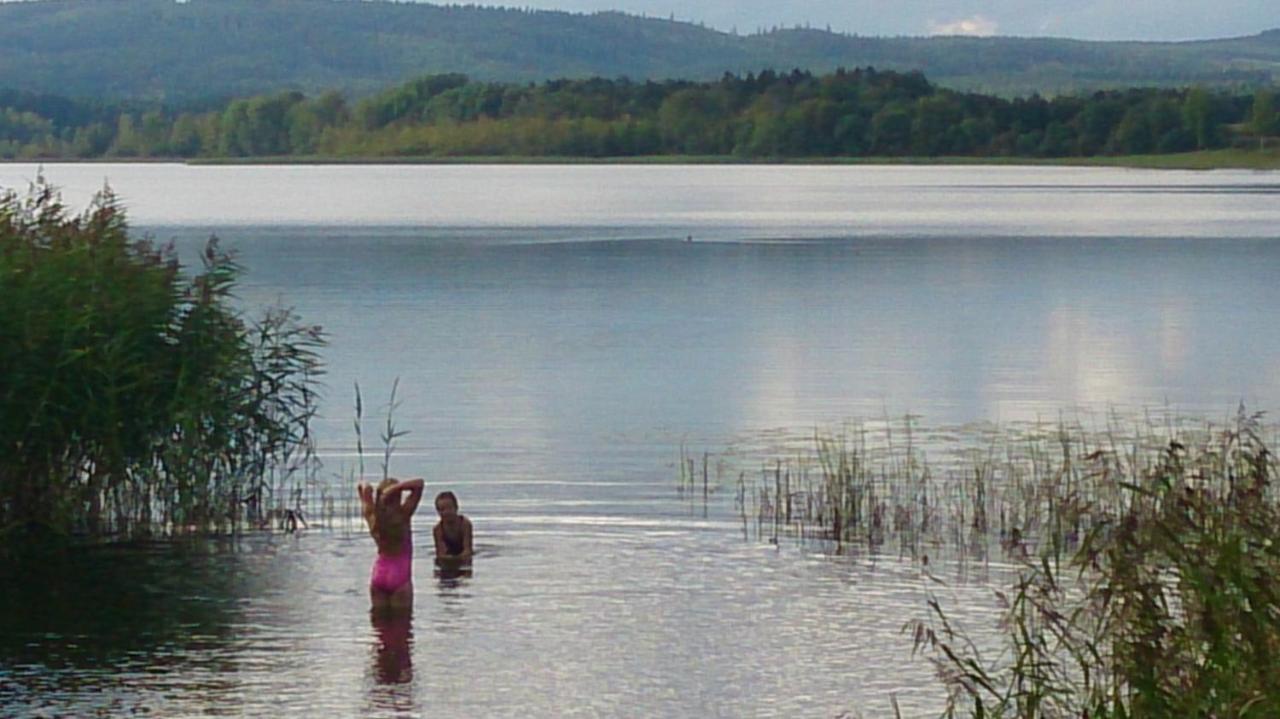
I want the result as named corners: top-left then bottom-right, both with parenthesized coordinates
top-left (1, 163), bottom-right (1277, 717)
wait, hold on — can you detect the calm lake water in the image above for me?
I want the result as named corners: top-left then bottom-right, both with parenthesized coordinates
top-left (2, 163), bottom-right (1279, 717)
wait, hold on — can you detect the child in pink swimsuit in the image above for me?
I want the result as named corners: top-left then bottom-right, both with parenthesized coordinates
top-left (358, 477), bottom-right (425, 610)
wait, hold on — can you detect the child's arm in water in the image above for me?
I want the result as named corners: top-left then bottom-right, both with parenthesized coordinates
top-left (434, 517), bottom-right (474, 562)
top-left (457, 517), bottom-right (473, 562)
top-left (433, 522), bottom-right (448, 559)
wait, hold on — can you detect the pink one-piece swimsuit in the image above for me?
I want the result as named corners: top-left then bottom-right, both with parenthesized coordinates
top-left (370, 528), bottom-right (413, 594)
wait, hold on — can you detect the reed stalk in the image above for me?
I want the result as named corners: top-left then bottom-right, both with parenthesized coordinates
top-left (706, 409), bottom-right (1280, 715)
top-left (909, 407), bottom-right (1280, 717)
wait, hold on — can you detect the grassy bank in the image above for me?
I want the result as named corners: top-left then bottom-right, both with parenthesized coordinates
top-left (171, 149), bottom-right (1280, 169)
top-left (1050, 147), bottom-right (1280, 170)
top-left (5, 149), bottom-right (1278, 169)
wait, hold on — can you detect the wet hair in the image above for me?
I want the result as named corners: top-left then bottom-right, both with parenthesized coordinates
top-left (435, 490), bottom-right (458, 510)
top-left (370, 478), bottom-right (404, 543)
top-left (375, 478), bottom-right (398, 500)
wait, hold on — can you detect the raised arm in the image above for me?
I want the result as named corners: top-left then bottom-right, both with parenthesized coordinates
top-left (357, 483), bottom-right (375, 520)
top-left (392, 478), bottom-right (425, 518)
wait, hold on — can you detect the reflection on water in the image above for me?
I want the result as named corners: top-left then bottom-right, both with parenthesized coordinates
top-left (0, 522), bottom-right (1003, 717)
top-left (365, 607), bottom-right (416, 717)
top-left (436, 561), bottom-right (474, 584)
top-left (370, 610), bottom-right (414, 685)
top-left (434, 562), bottom-right (473, 636)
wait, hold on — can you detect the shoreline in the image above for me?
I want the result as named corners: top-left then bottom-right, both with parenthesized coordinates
top-left (3, 149), bottom-right (1279, 170)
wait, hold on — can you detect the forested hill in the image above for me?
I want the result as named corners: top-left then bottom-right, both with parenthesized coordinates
top-left (1, 0), bottom-right (1279, 102)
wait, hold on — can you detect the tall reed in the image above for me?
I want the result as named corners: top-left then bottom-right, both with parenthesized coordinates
top-left (338, 379), bottom-right (409, 534)
top-left (0, 179), bottom-right (325, 543)
top-left (709, 410), bottom-right (1280, 715)
top-left (909, 408), bottom-right (1280, 717)
top-left (720, 412), bottom-right (1271, 561)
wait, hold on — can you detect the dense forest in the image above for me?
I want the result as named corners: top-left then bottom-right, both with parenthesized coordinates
top-left (0, 0), bottom-right (1278, 101)
top-left (1, 69), bottom-right (1277, 160)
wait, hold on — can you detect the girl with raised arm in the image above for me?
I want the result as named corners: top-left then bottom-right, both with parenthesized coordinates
top-left (358, 477), bottom-right (424, 610)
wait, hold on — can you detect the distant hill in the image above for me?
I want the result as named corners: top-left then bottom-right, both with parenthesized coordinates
top-left (1, 0), bottom-right (1278, 102)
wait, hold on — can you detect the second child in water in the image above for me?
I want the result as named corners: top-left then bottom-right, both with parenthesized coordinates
top-left (432, 491), bottom-right (473, 563)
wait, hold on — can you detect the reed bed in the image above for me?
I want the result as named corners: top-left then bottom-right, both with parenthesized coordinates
top-left (1, 180), bottom-right (325, 544)
top-left (912, 408), bottom-right (1280, 717)
top-left (711, 410), bottom-right (1277, 562)
top-left (693, 408), bottom-right (1280, 716)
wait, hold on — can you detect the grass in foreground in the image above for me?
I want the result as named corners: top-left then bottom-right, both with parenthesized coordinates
top-left (911, 410), bottom-right (1280, 717)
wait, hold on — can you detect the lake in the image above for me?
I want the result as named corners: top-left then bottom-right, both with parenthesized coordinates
top-left (2, 163), bottom-right (1278, 717)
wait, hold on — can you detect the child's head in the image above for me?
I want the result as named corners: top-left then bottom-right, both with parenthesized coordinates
top-left (375, 478), bottom-right (401, 508)
top-left (370, 478), bottom-right (405, 542)
top-left (435, 491), bottom-right (459, 519)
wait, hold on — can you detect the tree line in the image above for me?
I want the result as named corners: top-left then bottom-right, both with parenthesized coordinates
top-left (1, 69), bottom-right (1278, 160)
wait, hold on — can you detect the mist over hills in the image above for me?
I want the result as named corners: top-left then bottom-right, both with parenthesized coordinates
top-left (1, 0), bottom-right (1278, 102)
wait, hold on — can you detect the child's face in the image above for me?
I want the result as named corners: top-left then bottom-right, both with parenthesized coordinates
top-left (436, 498), bottom-right (458, 520)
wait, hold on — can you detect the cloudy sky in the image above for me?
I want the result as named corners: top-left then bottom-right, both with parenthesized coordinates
top-left (500, 0), bottom-right (1277, 41)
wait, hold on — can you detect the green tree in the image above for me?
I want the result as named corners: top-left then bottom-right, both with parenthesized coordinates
top-left (1251, 88), bottom-right (1278, 149)
top-left (216, 93), bottom-right (303, 156)
top-left (311, 90), bottom-right (350, 126)
top-left (1182, 87), bottom-right (1215, 150)
top-left (832, 112), bottom-right (868, 155)
top-left (1076, 98), bottom-right (1124, 155)
top-left (286, 103), bottom-right (322, 155)
top-left (355, 74), bottom-right (469, 130)
top-left (911, 95), bottom-right (963, 155)
top-left (869, 104), bottom-right (912, 155)
top-left (139, 110), bottom-right (170, 156)
top-left (1112, 107), bottom-right (1154, 155)
top-left (71, 123), bottom-right (113, 158)
top-left (168, 113), bottom-right (204, 157)
top-left (218, 100), bottom-right (252, 156)
top-left (956, 117), bottom-right (994, 155)
top-left (657, 88), bottom-right (730, 154)
top-left (1039, 121), bottom-right (1076, 157)
top-left (110, 114), bottom-right (141, 156)
top-left (0, 109), bottom-right (54, 147)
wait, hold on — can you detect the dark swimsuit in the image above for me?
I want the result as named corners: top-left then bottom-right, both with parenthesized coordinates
top-left (440, 519), bottom-right (467, 556)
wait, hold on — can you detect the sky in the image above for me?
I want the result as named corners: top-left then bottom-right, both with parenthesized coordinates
top-left (498, 0), bottom-right (1278, 41)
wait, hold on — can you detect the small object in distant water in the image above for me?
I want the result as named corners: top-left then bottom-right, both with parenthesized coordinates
top-left (685, 234), bottom-right (693, 242)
